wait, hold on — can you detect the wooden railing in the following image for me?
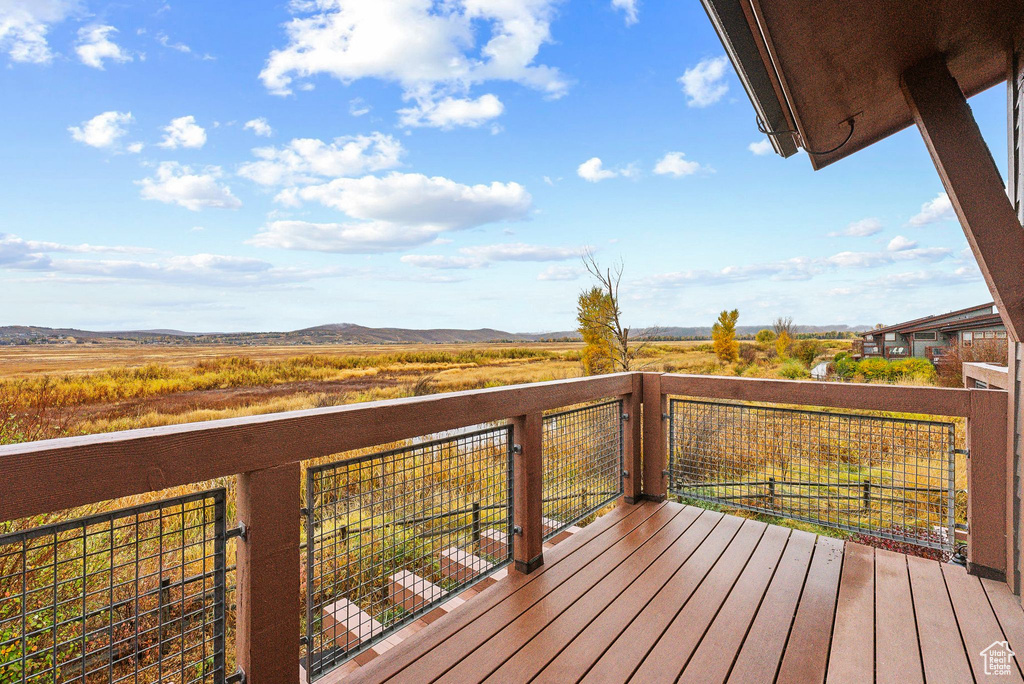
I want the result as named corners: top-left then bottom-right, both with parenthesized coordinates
top-left (0, 371), bottom-right (1010, 683)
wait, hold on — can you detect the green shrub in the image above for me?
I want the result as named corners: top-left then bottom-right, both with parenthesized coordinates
top-left (833, 355), bottom-right (858, 379)
top-left (792, 340), bottom-right (825, 366)
top-left (779, 359), bottom-right (810, 379)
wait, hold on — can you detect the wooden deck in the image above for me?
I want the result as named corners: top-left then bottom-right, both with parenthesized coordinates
top-left (346, 500), bottom-right (1024, 683)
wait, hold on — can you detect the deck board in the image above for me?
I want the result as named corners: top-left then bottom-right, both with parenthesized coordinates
top-left (675, 524), bottom-right (791, 684)
top-left (775, 535), bottom-right (844, 684)
top-left (826, 542), bottom-right (874, 683)
top-left (874, 548), bottom-right (923, 684)
top-left (725, 529), bottom-right (816, 684)
top-left (339, 501), bottom-right (1024, 684)
top-left (907, 554), bottom-right (974, 684)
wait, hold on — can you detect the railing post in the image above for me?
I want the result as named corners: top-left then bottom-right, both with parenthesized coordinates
top-left (642, 372), bottom-right (667, 501)
top-left (513, 412), bottom-right (544, 573)
top-left (967, 389), bottom-right (1008, 580)
top-left (236, 462), bottom-right (301, 683)
top-left (622, 373), bottom-right (644, 503)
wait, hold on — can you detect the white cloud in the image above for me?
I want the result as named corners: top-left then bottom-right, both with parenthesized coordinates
top-left (398, 93), bottom-right (503, 129)
top-left (887, 235), bottom-right (918, 252)
top-left (748, 139), bottom-right (772, 155)
top-left (137, 162), bottom-right (242, 211)
top-left (155, 31), bottom-right (190, 53)
top-left (251, 172), bottom-right (532, 253)
top-left (158, 115), bottom-right (207, 149)
top-left (349, 97), bottom-right (370, 116)
top-left (402, 242), bottom-right (579, 269)
top-left (259, 0), bottom-right (567, 127)
top-left (578, 157), bottom-right (637, 182)
top-left (68, 111), bottom-right (133, 149)
top-left (290, 172), bottom-right (531, 227)
top-left (829, 217), bottom-right (882, 238)
top-left (243, 117), bottom-right (273, 137)
top-left (0, 232), bottom-right (155, 270)
top-left (679, 55), bottom-right (730, 107)
top-left (537, 264), bottom-right (582, 281)
top-left (909, 192), bottom-right (955, 226)
top-left (0, 0), bottom-right (78, 64)
top-left (249, 220), bottom-right (441, 254)
top-left (653, 151), bottom-right (702, 177)
top-left (238, 133), bottom-right (404, 186)
top-left (126, 141), bottom-right (144, 154)
top-left (75, 24), bottom-right (131, 69)
top-left (611, 0), bottom-right (638, 26)
top-left (641, 246), bottom-right (954, 289)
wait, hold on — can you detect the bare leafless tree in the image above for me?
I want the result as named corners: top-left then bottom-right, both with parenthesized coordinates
top-left (772, 316), bottom-right (794, 337)
top-left (579, 250), bottom-right (660, 371)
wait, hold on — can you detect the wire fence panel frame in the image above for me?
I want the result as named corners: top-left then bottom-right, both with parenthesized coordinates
top-left (541, 400), bottom-right (624, 540)
top-left (668, 399), bottom-right (956, 553)
top-left (0, 489), bottom-right (227, 684)
top-left (305, 426), bottom-right (513, 680)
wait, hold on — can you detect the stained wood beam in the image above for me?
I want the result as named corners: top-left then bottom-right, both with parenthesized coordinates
top-left (901, 55), bottom-right (1024, 341)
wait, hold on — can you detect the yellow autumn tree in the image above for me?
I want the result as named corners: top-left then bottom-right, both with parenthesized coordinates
top-left (775, 330), bottom-right (793, 359)
top-left (577, 286), bottom-right (615, 375)
top-left (712, 309), bottom-right (740, 363)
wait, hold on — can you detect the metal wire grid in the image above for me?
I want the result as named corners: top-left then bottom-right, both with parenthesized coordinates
top-left (0, 490), bottom-right (227, 684)
top-left (305, 426), bottom-right (513, 680)
top-left (541, 400), bottom-right (623, 540)
top-left (668, 399), bottom-right (956, 552)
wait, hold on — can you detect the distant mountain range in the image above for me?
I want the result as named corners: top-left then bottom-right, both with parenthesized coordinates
top-left (0, 322), bottom-right (871, 346)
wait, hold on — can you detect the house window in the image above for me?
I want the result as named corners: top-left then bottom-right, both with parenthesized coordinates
top-left (997, 331), bottom-right (1007, 338)
top-left (963, 331), bottom-right (973, 346)
top-left (885, 332), bottom-right (896, 341)
top-left (888, 346), bottom-right (908, 356)
top-left (914, 331), bottom-right (937, 340)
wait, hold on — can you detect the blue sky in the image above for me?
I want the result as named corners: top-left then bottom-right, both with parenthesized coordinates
top-left (0, 0), bottom-right (1006, 333)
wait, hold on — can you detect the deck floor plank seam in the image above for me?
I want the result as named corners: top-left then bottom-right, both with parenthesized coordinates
top-left (724, 529), bottom-right (817, 684)
top-left (675, 525), bottom-right (794, 684)
top-left (574, 515), bottom-right (750, 683)
top-left (775, 535), bottom-right (845, 684)
top-left (432, 504), bottom-right (698, 683)
top-left (348, 500), bottom-right (659, 684)
top-left (528, 510), bottom-right (729, 684)
top-left (585, 520), bottom-right (770, 679)
top-left (383, 502), bottom-right (676, 683)
top-left (480, 507), bottom-right (716, 684)
top-left (906, 554), bottom-right (974, 684)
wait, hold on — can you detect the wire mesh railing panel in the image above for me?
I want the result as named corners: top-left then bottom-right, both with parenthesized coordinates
top-left (668, 399), bottom-right (955, 553)
top-left (541, 400), bottom-right (623, 540)
top-left (0, 490), bottom-right (227, 684)
top-left (305, 426), bottom-right (512, 680)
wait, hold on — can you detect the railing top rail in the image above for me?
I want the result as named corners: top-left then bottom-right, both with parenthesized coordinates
top-left (0, 372), bottom-right (634, 522)
top-left (659, 372), bottom-right (992, 417)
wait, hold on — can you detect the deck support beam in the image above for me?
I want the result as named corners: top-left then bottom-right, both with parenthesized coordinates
top-left (641, 372), bottom-right (667, 501)
top-left (513, 412), bottom-right (544, 573)
top-left (900, 55), bottom-right (1024, 342)
top-left (623, 373), bottom-right (644, 503)
top-left (236, 463), bottom-right (301, 684)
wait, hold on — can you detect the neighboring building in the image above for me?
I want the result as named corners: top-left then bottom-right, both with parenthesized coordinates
top-left (854, 302), bottom-right (1006, 362)
top-left (963, 362), bottom-right (1009, 389)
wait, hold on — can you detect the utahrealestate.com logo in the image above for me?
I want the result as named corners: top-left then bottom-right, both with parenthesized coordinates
top-left (981, 641), bottom-right (1016, 676)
